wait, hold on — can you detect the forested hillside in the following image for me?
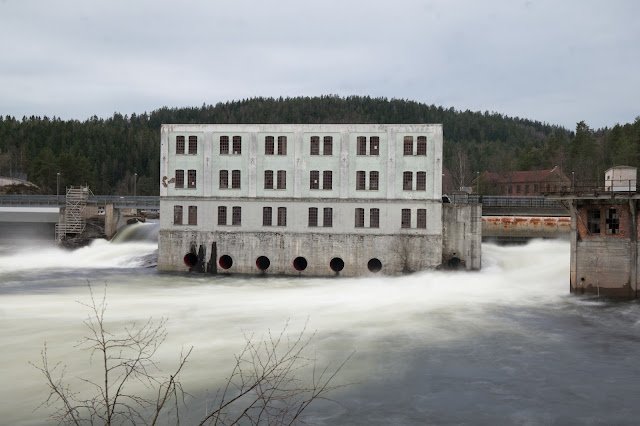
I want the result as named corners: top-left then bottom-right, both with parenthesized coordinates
top-left (0, 96), bottom-right (637, 195)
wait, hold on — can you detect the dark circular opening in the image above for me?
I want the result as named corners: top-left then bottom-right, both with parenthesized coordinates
top-left (447, 257), bottom-right (461, 268)
top-left (368, 258), bottom-right (382, 273)
top-left (293, 256), bottom-right (308, 271)
top-left (256, 256), bottom-right (270, 271)
top-left (330, 257), bottom-right (344, 272)
top-left (219, 255), bottom-right (233, 270)
top-left (184, 252), bottom-right (198, 267)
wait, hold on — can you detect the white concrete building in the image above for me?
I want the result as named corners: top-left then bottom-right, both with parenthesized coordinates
top-left (158, 124), bottom-right (453, 276)
top-left (605, 166), bottom-right (637, 192)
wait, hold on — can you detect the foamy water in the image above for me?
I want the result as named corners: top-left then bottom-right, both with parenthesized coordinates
top-left (2, 238), bottom-right (640, 425)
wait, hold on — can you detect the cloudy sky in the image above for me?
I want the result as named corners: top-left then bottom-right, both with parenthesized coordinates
top-left (0, 0), bottom-right (638, 130)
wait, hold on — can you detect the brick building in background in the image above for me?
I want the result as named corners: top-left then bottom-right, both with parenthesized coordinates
top-left (474, 166), bottom-right (571, 196)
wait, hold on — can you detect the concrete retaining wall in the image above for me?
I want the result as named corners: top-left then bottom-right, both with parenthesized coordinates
top-left (442, 204), bottom-right (482, 269)
top-left (158, 230), bottom-right (443, 276)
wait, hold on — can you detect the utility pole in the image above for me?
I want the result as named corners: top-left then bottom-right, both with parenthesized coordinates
top-left (133, 172), bottom-right (138, 213)
top-left (56, 172), bottom-right (60, 203)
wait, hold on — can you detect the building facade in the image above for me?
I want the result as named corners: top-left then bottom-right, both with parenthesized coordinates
top-left (158, 124), bottom-right (449, 276)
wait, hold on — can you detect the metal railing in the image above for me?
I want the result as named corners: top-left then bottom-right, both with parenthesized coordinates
top-left (542, 179), bottom-right (638, 195)
top-left (0, 195), bottom-right (160, 208)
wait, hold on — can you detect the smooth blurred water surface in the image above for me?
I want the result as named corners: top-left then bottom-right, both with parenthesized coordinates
top-left (2, 232), bottom-right (640, 425)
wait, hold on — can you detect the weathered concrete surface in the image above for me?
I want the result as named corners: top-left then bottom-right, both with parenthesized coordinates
top-left (442, 203), bottom-right (482, 270)
top-left (482, 216), bottom-right (571, 239)
top-left (159, 230), bottom-right (442, 276)
top-left (0, 206), bottom-right (59, 223)
top-left (568, 198), bottom-right (639, 298)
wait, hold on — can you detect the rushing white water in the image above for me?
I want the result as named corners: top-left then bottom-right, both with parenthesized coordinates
top-left (2, 237), bottom-right (640, 425)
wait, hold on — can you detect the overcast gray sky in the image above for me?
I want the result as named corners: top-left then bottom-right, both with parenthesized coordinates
top-left (0, 0), bottom-right (638, 130)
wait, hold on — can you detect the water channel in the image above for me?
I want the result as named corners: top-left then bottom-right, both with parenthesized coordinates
top-left (2, 225), bottom-right (640, 425)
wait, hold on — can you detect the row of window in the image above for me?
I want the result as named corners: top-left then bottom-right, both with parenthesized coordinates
top-left (264, 170), bottom-right (286, 189)
top-left (401, 208), bottom-right (428, 229)
top-left (175, 135), bottom-right (429, 156)
top-left (173, 205), bottom-right (426, 229)
top-left (403, 171), bottom-right (427, 191)
top-left (173, 205), bottom-right (198, 225)
top-left (174, 169), bottom-right (427, 191)
top-left (587, 208), bottom-right (619, 235)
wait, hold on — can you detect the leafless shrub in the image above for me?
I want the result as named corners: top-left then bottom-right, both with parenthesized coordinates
top-left (32, 284), bottom-right (352, 425)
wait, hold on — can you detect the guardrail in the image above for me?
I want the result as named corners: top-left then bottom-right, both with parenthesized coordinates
top-left (0, 195), bottom-right (160, 208)
top-left (448, 194), bottom-right (563, 208)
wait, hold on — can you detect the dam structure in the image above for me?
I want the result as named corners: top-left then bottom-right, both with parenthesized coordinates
top-left (158, 124), bottom-right (481, 276)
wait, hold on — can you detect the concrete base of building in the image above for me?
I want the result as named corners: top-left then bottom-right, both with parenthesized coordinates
top-left (158, 230), bottom-right (443, 276)
top-left (570, 283), bottom-right (636, 298)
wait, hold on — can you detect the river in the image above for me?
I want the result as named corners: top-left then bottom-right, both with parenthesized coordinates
top-left (1, 225), bottom-right (640, 425)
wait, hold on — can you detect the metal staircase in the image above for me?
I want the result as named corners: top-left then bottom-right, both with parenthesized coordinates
top-left (56, 186), bottom-right (89, 242)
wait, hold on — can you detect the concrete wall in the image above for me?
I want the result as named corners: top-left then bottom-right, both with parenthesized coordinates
top-left (158, 230), bottom-right (442, 276)
top-left (482, 216), bottom-right (571, 239)
top-left (570, 199), bottom-right (638, 297)
top-left (442, 203), bottom-right (482, 270)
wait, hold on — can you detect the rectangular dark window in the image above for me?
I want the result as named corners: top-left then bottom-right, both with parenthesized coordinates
top-left (277, 136), bottom-right (287, 155)
top-left (308, 207), bottom-right (318, 227)
top-left (232, 170), bottom-right (241, 189)
top-left (277, 170), bottom-right (286, 189)
top-left (370, 171), bottom-right (379, 190)
top-left (310, 136), bottom-right (320, 155)
top-left (219, 170), bottom-right (228, 189)
top-left (323, 207), bottom-right (333, 227)
top-left (277, 207), bottom-right (287, 226)
top-left (218, 206), bottom-right (227, 225)
top-left (265, 136), bottom-right (274, 155)
top-left (187, 170), bottom-right (196, 188)
top-left (173, 205), bottom-right (183, 225)
top-left (401, 209), bottom-right (411, 228)
top-left (220, 136), bottom-right (229, 154)
top-left (516, 185), bottom-right (521, 194)
top-left (357, 136), bottom-right (367, 155)
top-left (323, 171), bottom-right (332, 190)
top-left (404, 136), bottom-right (413, 155)
top-left (370, 208), bottom-right (379, 228)
top-left (264, 170), bottom-right (273, 189)
top-left (176, 136), bottom-right (185, 154)
top-left (263, 207), bottom-right (272, 226)
top-left (587, 209), bottom-right (600, 234)
top-left (356, 171), bottom-right (366, 190)
top-left (534, 184), bottom-right (539, 193)
top-left (508, 185), bottom-right (513, 194)
top-left (416, 172), bottom-right (426, 191)
top-left (403, 171), bottom-right (413, 190)
top-left (355, 208), bottom-right (365, 228)
top-left (232, 136), bottom-right (242, 154)
top-left (417, 136), bottom-right (427, 155)
top-left (188, 205), bottom-right (197, 225)
top-left (525, 184), bottom-right (530, 194)
top-left (310, 170), bottom-right (319, 190)
top-left (417, 209), bottom-right (426, 229)
top-left (606, 208), bottom-right (619, 235)
top-left (370, 136), bottom-right (379, 156)
top-left (188, 136), bottom-right (197, 154)
top-left (175, 170), bottom-right (184, 188)
top-left (232, 206), bottom-right (241, 226)
top-left (323, 136), bottom-right (333, 155)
